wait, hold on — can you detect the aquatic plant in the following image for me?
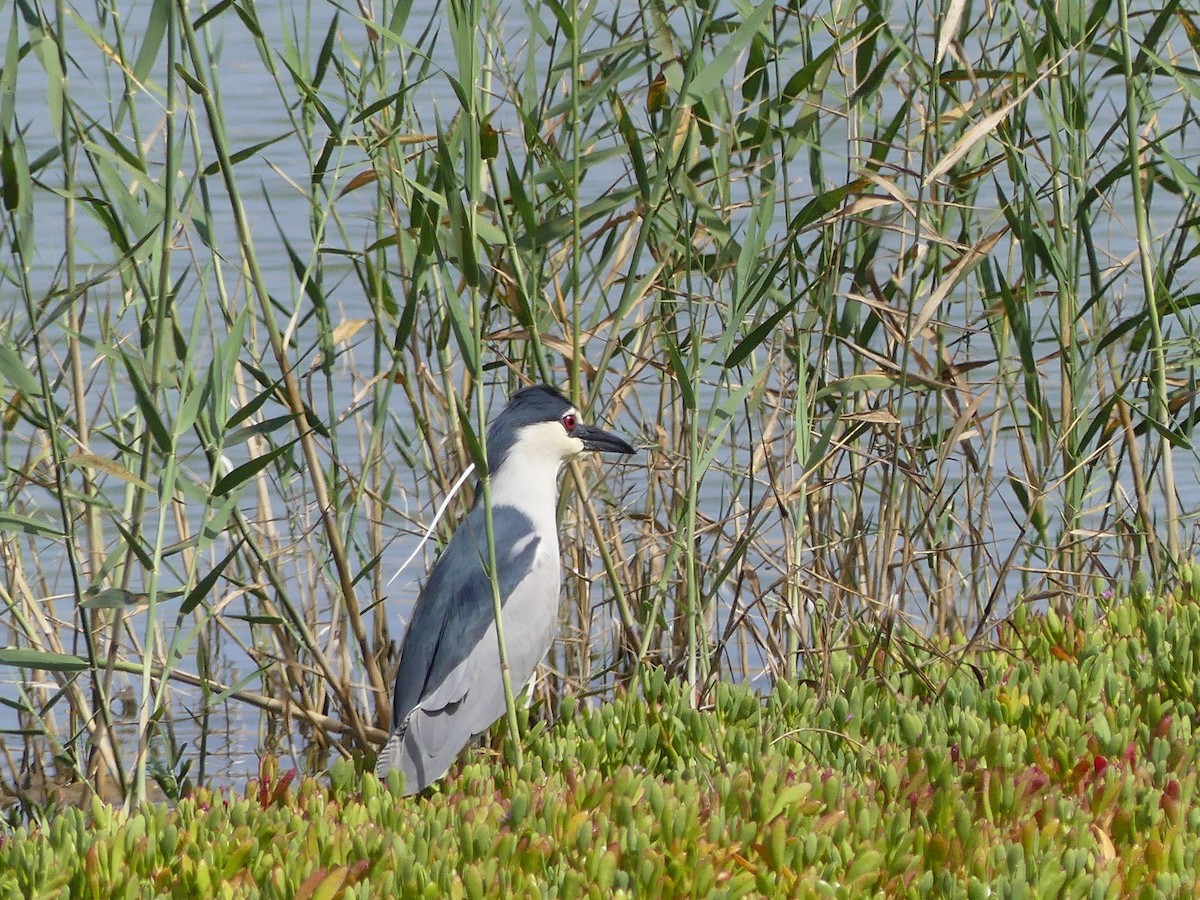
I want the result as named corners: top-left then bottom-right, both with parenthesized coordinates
top-left (0, 0), bottom-right (1197, 800)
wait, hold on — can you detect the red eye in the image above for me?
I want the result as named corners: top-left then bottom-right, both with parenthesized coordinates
top-left (561, 413), bottom-right (577, 432)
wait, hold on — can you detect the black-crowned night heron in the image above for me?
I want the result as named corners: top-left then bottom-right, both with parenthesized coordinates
top-left (375, 384), bottom-right (635, 794)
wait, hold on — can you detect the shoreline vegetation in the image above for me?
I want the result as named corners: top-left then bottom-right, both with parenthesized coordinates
top-left (1, 0), bottom-right (1199, 867)
top-left (3, 594), bottom-right (1200, 895)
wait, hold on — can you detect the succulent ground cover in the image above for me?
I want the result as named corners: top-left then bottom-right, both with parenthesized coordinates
top-left (2, 591), bottom-right (1199, 897)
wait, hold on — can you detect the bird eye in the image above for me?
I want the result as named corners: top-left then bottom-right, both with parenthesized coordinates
top-left (561, 413), bottom-right (577, 432)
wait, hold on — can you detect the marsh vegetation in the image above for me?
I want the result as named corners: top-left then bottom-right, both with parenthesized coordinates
top-left (0, 0), bottom-right (1197, 806)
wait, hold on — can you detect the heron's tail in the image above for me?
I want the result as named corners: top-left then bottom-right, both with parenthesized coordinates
top-left (374, 731), bottom-right (404, 781)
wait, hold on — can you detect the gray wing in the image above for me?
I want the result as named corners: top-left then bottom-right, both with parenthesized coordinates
top-left (376, 504), bottom-right (560, 794)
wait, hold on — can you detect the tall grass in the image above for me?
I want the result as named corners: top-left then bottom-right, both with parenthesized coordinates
top-left (0, 0), bottom-right (1197, 805)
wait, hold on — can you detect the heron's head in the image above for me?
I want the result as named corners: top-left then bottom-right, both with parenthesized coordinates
top-left (486, 385), bottom-right (635, 475)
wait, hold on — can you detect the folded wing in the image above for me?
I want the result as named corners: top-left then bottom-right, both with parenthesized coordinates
top-left (376, 504), bottom-right (560, 793)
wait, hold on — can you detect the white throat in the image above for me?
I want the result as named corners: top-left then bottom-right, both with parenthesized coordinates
top-left (487, 420), bottom-right (582, 535)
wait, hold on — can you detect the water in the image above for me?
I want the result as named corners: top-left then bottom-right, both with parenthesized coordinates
top-left (2, 0), bottom-right (1198, 794)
